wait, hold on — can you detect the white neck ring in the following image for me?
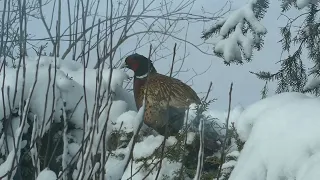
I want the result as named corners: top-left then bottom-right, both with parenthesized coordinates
top-left (135, 72), bottom-right (148, 79)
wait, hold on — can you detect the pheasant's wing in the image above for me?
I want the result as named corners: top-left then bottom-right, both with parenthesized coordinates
top-left (146, 74), bottom-right (201, 108)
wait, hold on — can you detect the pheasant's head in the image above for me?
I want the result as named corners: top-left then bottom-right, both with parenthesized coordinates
top-left (120, 53), bottom-right (156, 78)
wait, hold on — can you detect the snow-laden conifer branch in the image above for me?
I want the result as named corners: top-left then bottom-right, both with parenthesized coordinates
top-left (202, 0), bottom-right (268, 63)
top-left (296, 0), bottom-right (319, 9)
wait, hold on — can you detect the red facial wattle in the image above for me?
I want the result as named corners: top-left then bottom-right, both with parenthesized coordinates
top-left (131, 63), bottom-right (139, 72)
top-left (126, 58), bottom-right (139, 72)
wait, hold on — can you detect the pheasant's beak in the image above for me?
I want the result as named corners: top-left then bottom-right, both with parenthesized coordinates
top-left (119, 62), bottom-right (128, 69)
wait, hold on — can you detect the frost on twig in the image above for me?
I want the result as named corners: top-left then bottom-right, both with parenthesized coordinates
top-left (202, 0), bottom-right (268, 64)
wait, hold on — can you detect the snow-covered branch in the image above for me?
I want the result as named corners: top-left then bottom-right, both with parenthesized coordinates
top-left (203, 0), bottom-right (267, 63)
top-left (296, 0), bottom-right (320, 9)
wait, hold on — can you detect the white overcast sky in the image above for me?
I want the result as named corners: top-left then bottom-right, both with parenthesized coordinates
top-left (25, 0), bottom-right (306, 111)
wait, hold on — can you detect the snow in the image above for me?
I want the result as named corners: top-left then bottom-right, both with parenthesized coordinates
top-left (68, 142), bottom-right (81, 157)
top-left (186, 132), bottom-right (196, 144)
top-left (165, 136), bottom-right (178, 146)
top-left (304, 75), bottom-right (320, 91)
top-left (4, 56), bottom-right (129, 127)
top-left (207, 0), bottom-right (267, 62)
top-left (230, 92), bottom-right (320, 180)
top-left (36, 169), bottom-right (57, 180)
top-left (113, 110), bottom-right (138, 132)
top-left (235, 92), bottom-right (309, 141)
top-left (227, 151), bottom-right (240, 158)
top-left (296, 0), bottom-right (320, 9)
top-left (0, 151), bottom-right (16, 178)
top-left (221, 160), bottom-right (237, 169)
top-left (133, 135), bottom-right (164, 159)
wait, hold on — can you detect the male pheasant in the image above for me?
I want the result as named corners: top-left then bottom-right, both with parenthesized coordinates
top-left (120, 53), bottom-right (201, 136)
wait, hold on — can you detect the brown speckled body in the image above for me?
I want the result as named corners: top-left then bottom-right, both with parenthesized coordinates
top-left (134, 71), bottom-right (200, 135)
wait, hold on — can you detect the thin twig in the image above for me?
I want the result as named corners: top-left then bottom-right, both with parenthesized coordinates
top-left (217, 82), bottom-right (233, 180)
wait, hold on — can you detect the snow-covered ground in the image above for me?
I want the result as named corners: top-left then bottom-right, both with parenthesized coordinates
top-left (230, 92), bottom-right (320, 180)
top-left (1, 56), bottom-right (320, 179)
